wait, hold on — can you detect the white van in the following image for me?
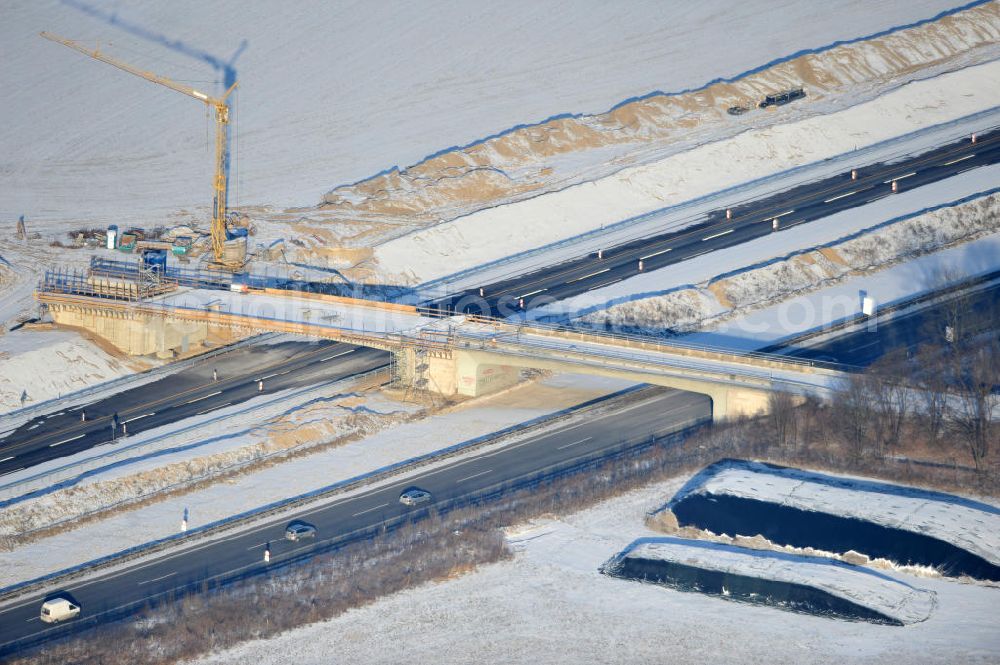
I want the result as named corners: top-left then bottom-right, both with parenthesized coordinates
top-left (40, 597), bottom-right (81, 623)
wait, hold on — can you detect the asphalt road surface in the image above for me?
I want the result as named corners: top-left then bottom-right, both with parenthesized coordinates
top-left (777, 280), bottom-right (1000, 366)
top-left (0, 388), bottom-right (709, 654)
top-left (0, 340), bottom-right (389, 476)
top-left (428, 129), bottom-right (1000, 316)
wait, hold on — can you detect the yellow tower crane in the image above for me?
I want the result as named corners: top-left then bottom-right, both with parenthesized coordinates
top-left (40, 31), bottom-right (244, 269)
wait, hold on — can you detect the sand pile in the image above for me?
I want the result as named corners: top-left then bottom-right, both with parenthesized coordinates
top-left (281, 1), bottom-right (1000, 265)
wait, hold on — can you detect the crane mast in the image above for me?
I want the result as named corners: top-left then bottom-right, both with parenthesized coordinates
top-left (40, 31), bottom-right (241, 269)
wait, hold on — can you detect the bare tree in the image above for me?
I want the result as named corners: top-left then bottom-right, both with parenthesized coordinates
top-left (912, 344), bottom-right (949, 444)
top-left (768, 390), bottom-right (798, 448)
top-left (869, 352), bottom-right (910, 453)
top-left (833, 373), bottom-right (875, 460)
top-left (947, 338), bottom-right (1000, 472)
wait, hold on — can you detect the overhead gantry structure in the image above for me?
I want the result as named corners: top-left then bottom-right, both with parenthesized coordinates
top-left (41, 31), bottom-right (244, 269)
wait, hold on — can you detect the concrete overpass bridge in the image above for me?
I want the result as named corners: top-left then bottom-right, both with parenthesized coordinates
top-left (36, 271), bottom-right (845, 419)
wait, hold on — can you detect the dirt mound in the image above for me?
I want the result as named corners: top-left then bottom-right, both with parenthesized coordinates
top-left (280, 2), bottom-right (1000, 265)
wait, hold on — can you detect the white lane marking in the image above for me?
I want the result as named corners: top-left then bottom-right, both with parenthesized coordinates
top-left (49, 434), bottom-right (85, 447)
top-left (943, 153), bottom-right (974, 166)
top-left (186, 390), bottom-right (222, 405)
top-left (352, 502), bottom-right (389, 517)
top-left (866, 195), bottom-right (888, 204)
top-left (588, 278), bottom-right (622, 291)
top-left (0, 456), bottom-right (14, 463)
top-left (124, 412), bottom-right (155, 424)
top-left (557, 436), bottom-right (593, 450)
top-left (567, 267), bottom-right (610, 284)
top-left (683, 248), bottom-right (714, 261)
top-left (247, 542), bottom-right (269, 550)
top-left (516, 288), bottom-right (546, 299)
top-left (955, 166), bottom-right (980, 176)
top-left (0, 467), bottom-right (25, 476)
top-left (0, 393), bottom-right (711, 623)
top-left (25, 616), bottom-right (38, 623)
top-left (640, 247), bottom-right (672, 260)
top-left (457, 469), bottom-right (492, 484)
top-left (823, 190), bottom-right (857, 203)
top-left (701, 228), bottom-right (734, 242)
top-left (771, 209), bottom-right (794, 218)
top-left (320, 349), bottom-right (356, 362)
top-left (259, 372), bottom-right (281, 381)
top-left (138, 571), bottom-right (176, 586)
top-left (883, 172), bottom-right (915, 184)
top-left (195, 402), bottom-right (232, 416)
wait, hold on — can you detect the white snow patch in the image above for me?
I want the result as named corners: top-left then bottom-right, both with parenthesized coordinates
top-left (377, 60), bottom-right (1000, 285)
top-left (674, 461), bottom-right (1000, 568)
top-left (617, 538), bottom-right (935, 624)
top-left (193, 475), bottom-right (1000, 665)
top-left (0, 329), bottom-right (135, 415)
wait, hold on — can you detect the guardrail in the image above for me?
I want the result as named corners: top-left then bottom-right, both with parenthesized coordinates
top-left (417, 108), bottom-right (1000, 294)
top-left (759, 268), bottom-right (1000, 354)
top-left (0, 406), bottom-right (708, 657)
top-left (0, 333), bottom-right (280, 433)
top-left (0, 382), bottom-right (657, 607)
top-left (0, 364), bottom-right (390, 506)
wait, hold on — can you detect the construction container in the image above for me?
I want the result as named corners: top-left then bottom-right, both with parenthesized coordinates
top-left (106, 224), bottom-right (118, 249)
top-left (142, 249), bottom-right (168, 273)
top-left (118, 233), bottom-right (137, 252)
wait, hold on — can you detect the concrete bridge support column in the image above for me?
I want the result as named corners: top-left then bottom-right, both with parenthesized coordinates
top-left (48, 304), bottom-right (209, 358)
top-left (427, 348), bottom-right (773, 421)
top-left (395, 347), bottom-right (521, 398)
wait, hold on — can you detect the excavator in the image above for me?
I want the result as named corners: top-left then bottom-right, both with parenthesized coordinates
top-left (41, 31), bottom-right (249, 270)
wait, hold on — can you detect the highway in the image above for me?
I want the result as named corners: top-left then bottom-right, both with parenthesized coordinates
top-left (0, 387), bottom-right (710, 654)
top-left (0, 340), bottom-right (389, 476)
top-left (427, 128), bottom-right (1000, 316)
top-left (776, 280), bottom-right (1000, 366)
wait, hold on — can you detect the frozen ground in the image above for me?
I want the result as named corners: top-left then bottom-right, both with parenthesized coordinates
top-left (528, 167), bottom-right (1000, 323)
top-left (683, 232), bottom-right (1000, 351)
top-left (194, 474), bottom-right (1000, 665)
top-left (667, 460), bottom-right (1000, 568)
top-left (1, 0), bottom-right (973, 236)
top-left (0, 373), bottom-right (635, 588)
top-left (0, 329), bottom-right (138, 415)
top-left (379, 59), bottom-right (1000, 285)
top-left (613, 538), bottom-right (935, 625)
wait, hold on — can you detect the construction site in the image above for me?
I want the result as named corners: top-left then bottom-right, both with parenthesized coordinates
top-left (1, 2), bottom-right (999, 664)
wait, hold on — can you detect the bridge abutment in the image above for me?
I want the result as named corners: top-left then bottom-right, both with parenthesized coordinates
top-left (47, 302), bottom-right (211, 359)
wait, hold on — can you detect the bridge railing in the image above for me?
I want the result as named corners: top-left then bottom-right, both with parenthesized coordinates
top-left (422, 309), bottom-right (854, 372)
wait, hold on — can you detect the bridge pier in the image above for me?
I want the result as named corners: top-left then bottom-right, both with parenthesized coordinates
top-left (397, 347), bottom-right (771, 420)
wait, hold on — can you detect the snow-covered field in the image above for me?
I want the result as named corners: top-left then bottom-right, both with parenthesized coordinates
top-left (0, 373), bottom-right (635, 588)
top-left (666, 460), bottom-right (1000, 569)
top-left (684, 232), bottom-right (1000, 351)
top-left (611, 538), bottom-right (936, 625)
top-left (377, 58), bottom-right (1000, 285)
top-left (529, 168), bottom-right (1000, 327)
top-left (2, 1), bottom-right (976, 233)
top-left (0, 329), bottom-right (139, 414)
top-left (195, 475), bottom-right (1000, 665)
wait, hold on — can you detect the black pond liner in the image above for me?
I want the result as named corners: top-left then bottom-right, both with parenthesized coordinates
top-left (672, 493), bottom-right (1000, 581)
top-left (604, 556), bottom-right (902, 625)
